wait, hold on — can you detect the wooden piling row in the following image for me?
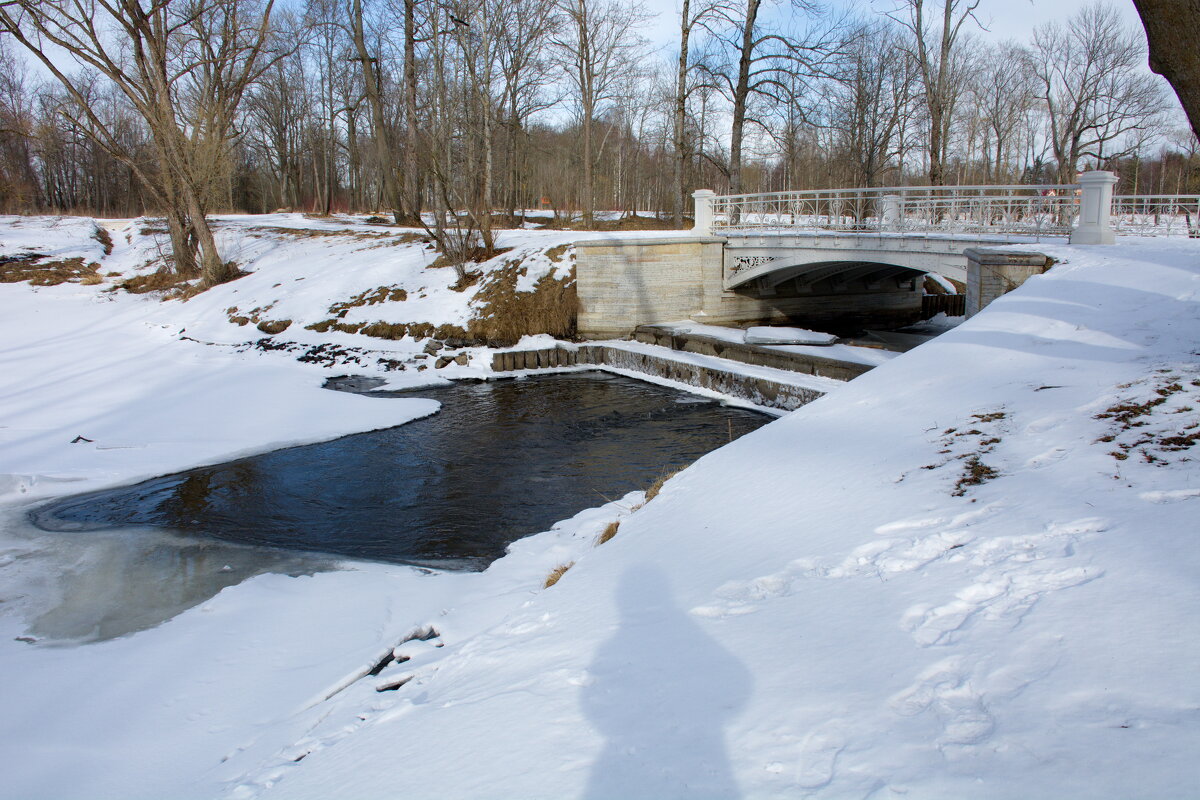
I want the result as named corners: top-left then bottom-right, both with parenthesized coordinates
top-left (491, 347), bottom-right (578, 372)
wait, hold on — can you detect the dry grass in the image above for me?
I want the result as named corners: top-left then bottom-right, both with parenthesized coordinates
top-left (93, 226), bottom-right (113, 256)
top-left (305, 319), bottom-right (366, 335)
top-left (120, 270), bottom-right (189, 294)
top-left (596, 520), bottom-right (620, 546)
top-left (544, 562), bottom-right (575, 588)
top-left (644, 467), bottom-right (685, 503)
top-left (0, 255), bottom-right (102, 286)
top-left (328, 286), bottom-right (408, 317)
top-left (449, 270), bottom-right (483, 292)
top-left (429, 246), bottom-right (512, 270)
top-left (256, 319), bottom-right (292, 335)
top-left (952, 455), bottom-right (999, 496)
top-left (243, 225), bottom-right (420, 243)
top-left (544, 243), bottom-right (570, 262)
top-left (1095, 374), bottom-right (1199, 463)
top-left (467, 258), bottom-right (577, 347)
top-left (309, 319), bottom-right (471, 342)
top-left (359, 321), bottom-right (409, 339)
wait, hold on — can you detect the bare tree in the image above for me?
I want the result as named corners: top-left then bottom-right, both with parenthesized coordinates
top-left (496, 0), bottom-right (560, 222)
top-left (969, 41), bottom-right (1035, 182)
top-left (701, 0), bottom-right (842, 196)
top-left (823, 20), bottom-right (914, 187)
top-left (350, 0), bottom-right (410, 221)
top-left (0, 39), bottom-right (41, 210)
top-left (671, 0), bottom-right (733, 224)
top-left (886, 0), bottom-right (980, 186)
top-left (0, 0), bottom-right (279, 285)
top-left (551, 0), bottom-right (649, 226)
top-left (1032, 2), bottom-right (1167, 183)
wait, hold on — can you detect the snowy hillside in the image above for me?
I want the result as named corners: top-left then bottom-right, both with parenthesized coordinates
top-left (0, 216), bottom-right (1197, 798)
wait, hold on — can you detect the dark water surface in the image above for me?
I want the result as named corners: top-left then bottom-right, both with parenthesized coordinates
top-left (34, 373), bottom-right (769, 569)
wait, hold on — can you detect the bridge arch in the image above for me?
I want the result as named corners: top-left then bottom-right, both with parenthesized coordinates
top-left (728, 259), bottom-right (929, 296)
top-left (720, 234), bottom-right (988, 291)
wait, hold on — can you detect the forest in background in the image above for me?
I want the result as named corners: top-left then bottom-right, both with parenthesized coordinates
top-left (0, 0), bottom-right (1195, 284)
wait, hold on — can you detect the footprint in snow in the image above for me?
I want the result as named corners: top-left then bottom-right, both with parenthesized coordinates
top-left (1139, 488), bottom-right (1200, 504)
top-left (900, 517), bottom-right (1109, 647)
top-left (892, 638), bottom-right (1063, 749)
top-left (1024, 446), bottom-right (1069, 470)
top-left (793, 725), bottom-right (847, 790)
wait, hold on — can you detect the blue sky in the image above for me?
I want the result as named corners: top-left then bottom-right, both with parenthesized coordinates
top-left (636, 0), bottom-right (1146, 53)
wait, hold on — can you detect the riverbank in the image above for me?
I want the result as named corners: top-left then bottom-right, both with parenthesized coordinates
top-left (1, 216), bottom-right (1197, 798)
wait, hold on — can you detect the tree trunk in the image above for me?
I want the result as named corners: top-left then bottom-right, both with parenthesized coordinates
top-left (583, 114), bottom-right (594, 226)
top-left (166, 207), bottom-right (199, 277)
top-left (728, 0), bottom-right (760, 197)
top-left (673, 0), bottom-right (691, 227)
top-left (352, 0), bottom-right (405, 222)
top-left (404, 0), bottom-right (421, 221)
top-left (1133, 0), bottom-right (1200, 142)
top-left (182, 187), bottom-right (231, 286)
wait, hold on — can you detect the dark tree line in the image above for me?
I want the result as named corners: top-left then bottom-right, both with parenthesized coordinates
top-left (0, 0), bottom-right (1194, 278)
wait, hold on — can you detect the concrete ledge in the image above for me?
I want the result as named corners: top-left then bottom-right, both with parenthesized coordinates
top-left (574, 235), bottom-right (727, 248)
top-left (962, 248), bottom-right (1050, 266)
top-left (633, 325), bottom-right (873, 381)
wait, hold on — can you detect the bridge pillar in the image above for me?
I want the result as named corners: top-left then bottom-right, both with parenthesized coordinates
top-left (881, 195), bottom-right (902, 232)
top-left (964, 248), bottom-right (1050, 316)
top-left (692, 189), bottom-right (716, 236)
top-left (1070, 170), bottom-right (1118, 245)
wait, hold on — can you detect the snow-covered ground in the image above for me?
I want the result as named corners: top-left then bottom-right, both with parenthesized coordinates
top-left (1, 215), bottom-right (1198, 798)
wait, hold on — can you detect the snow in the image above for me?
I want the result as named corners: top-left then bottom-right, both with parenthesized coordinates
top-left (926, 273), bottom-right (960, 294)
top-left (1, 217), bottom-right (1198, 799)
top-left (743, 325), bottom-right (840, 346)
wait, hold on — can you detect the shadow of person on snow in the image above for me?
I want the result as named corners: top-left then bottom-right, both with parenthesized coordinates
top-left (582, 565), bottom-right (752, 799)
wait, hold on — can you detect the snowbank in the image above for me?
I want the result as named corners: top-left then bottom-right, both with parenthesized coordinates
top-left (1, 216), bottom-right (1197, 798)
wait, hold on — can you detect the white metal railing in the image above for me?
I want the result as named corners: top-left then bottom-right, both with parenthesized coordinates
top-left (707, 184), bottom-right (1080, 240)
top-left (1111, 195), bottom-right (1200, 237)
top-left (694, 172), bottom-right (1198, 244)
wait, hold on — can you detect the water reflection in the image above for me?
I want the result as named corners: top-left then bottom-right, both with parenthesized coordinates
top-left (35, 373), bottom-right (768, 568)
top-left (1, 507), bottom-right (333, 644)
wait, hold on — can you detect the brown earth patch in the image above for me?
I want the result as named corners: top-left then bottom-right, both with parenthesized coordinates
top-left (466, 253), bottom-right (577, 347)
top-left (0, 255), bottom-right (102, 286)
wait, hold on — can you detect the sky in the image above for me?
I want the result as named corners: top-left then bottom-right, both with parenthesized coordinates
top-left (636, 0), bottom-right (1147, 53)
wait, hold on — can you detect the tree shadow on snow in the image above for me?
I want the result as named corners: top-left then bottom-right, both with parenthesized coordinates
top-left (581, 565), bottom-right (751, 800)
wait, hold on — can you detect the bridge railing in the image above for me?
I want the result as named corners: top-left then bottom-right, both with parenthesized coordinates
top-left (706, 184), bottom-right (1080, 239)
top-left (695, 172), bottom-right (1197, 244)
top-left (1110, 195), bottom-right (1200, 237)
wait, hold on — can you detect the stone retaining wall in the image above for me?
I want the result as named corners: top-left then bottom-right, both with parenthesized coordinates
top-left (491, 345), bottom-right (829, 411)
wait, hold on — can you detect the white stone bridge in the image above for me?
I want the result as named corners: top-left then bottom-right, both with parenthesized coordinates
top-left (576, 172), bottom-right (1198, 338)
